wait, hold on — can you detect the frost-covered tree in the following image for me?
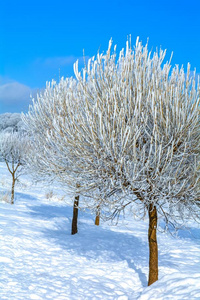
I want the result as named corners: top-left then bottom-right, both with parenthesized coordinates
top-left (71, 39), bottom-right (200, 285)
top-left (0, 132), bottom-right (28, 204)
top-left (22, 78), bottom-right (83, 234)
top-left (0, 113), bottom-right (24, 133)
top-left (23, 38), bottom-right (199, 285)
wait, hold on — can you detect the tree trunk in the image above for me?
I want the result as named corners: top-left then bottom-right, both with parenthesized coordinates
top-left (11, 175), bottom-right (15, 205)
top-left (95, 205), bottom-right (100, 225)
top-left (95, 214), bottom-right (100, 226)
top-left (148, 204), bottom-right (158, 286)
top-left (71, 195), bottom-right (79, 235)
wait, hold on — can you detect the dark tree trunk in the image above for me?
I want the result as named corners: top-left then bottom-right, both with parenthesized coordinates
top-left (11, 175), bottom-right (16, 205)
top-left (71, 195), bottom-right (79, 235)
top-left (95, 214), bottom-right (100, 226)
top-left (148, 204), bottom-right (158, 286)
top-left (95, 205), bottom-right (100, 226)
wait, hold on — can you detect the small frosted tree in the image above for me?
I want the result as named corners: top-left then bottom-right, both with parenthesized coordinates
top-left (0, 132), bottom-right (28, 204)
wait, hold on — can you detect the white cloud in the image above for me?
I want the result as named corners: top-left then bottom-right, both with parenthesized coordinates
top-left (0, 81), bottom-right (31, 105)
top-left (0, 78), bottom-right (34, 113)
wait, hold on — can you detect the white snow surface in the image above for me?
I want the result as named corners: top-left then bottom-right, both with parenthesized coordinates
top-left (0, 162), bottom-right (200, 299)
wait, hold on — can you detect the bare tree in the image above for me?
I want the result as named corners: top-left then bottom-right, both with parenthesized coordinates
top-left (23, 38), bottom-right (199, 285)
top-left (0, 132), bottom-right (28, 204)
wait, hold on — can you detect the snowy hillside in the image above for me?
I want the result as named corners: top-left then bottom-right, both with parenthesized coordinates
top-left (0, 162), bottom-right (200, 299)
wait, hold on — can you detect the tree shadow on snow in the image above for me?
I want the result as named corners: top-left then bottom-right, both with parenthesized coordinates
top-left (176, 227), bottom-right (200, 240)
top-left (28, 203), bottom-right (148, 286)
top-left (14, 192), bottom-right (38, 203)
top-left (159, 220), bottom-right (200, 241)
top-left (28, 203), bottom-right (71, 219)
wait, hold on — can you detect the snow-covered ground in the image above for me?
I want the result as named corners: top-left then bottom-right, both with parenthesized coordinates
top-left (0, 162), bottom-right (200, 299)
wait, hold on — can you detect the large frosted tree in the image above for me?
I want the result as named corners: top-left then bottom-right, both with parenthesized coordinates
top-left (23, 38), bottom-right (199, 285)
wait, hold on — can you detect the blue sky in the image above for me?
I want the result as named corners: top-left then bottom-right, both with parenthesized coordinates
top-left (0, 0), bottom-right (200, 113)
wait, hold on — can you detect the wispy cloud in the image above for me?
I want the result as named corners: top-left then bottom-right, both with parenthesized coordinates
top-left (34, 55), bottom-right (89, 69)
